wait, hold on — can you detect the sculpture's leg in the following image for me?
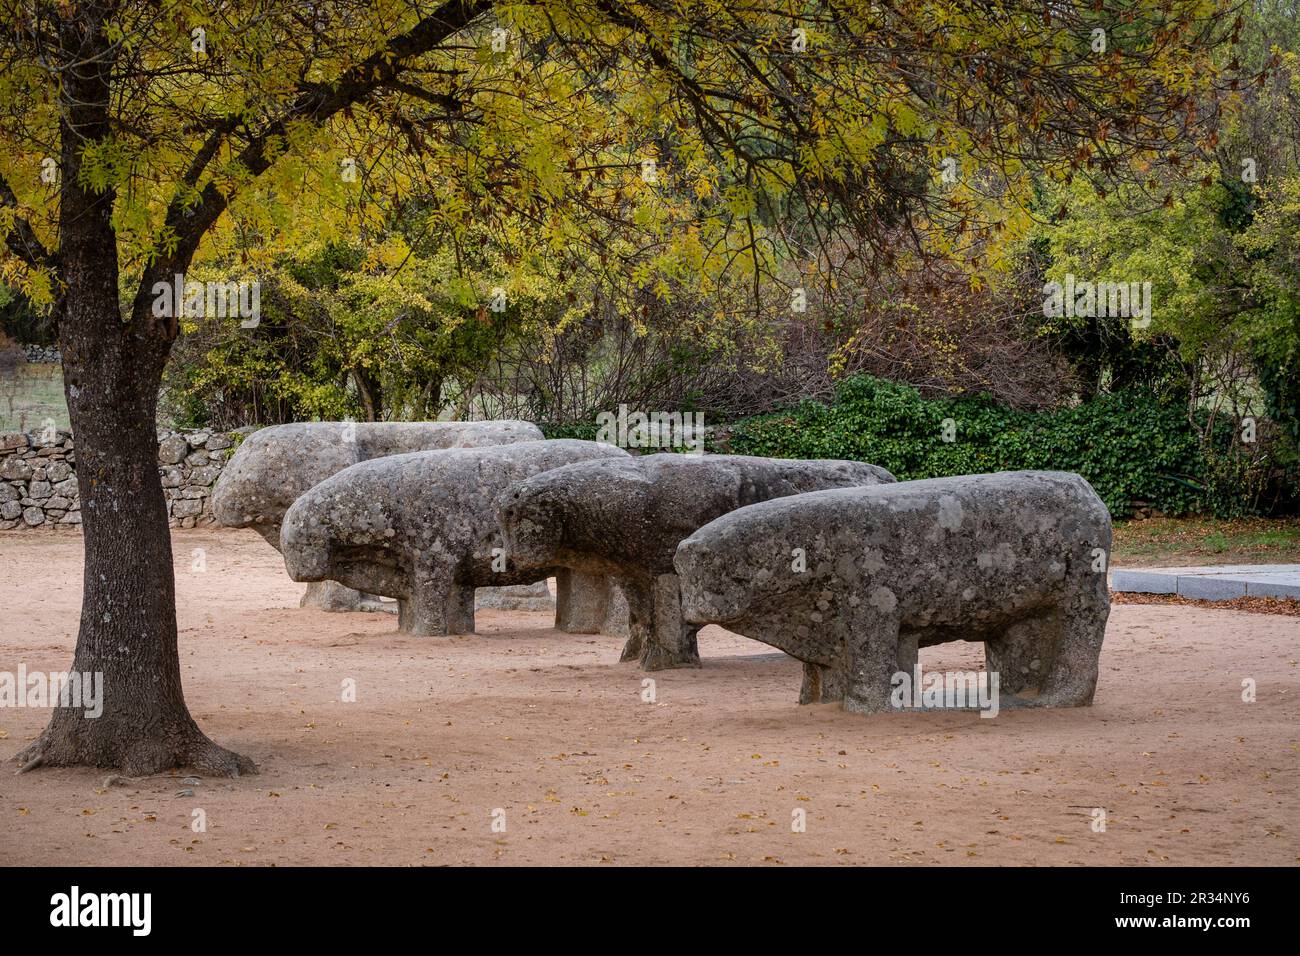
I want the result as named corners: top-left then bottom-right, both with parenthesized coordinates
top-left (554, 569), bottom-right (609, 633)
top-left (300, 580), bottom-right (363, 611)
top-left (619, 571), bottom-right (699, 667)
top-left (618, 575), bottom-right (650, 663)
top-left (628, 574), bottom-right (700, 671)
top-left (447, 584), bottom-right (478, 634)
top-left (397, 561), bottom-right (474, 636)
top-left (1022, 603), bottom-right (1109, 708)
top-left (841, 607), bottom-right (901, 716)
top-left (897, 631), bottom-right (919, 677)
top-left (985, 613), bottom-right (1060, 698)
top-left (800, 662), bottom-right (849, 704)
top-left (397, 595), bottom-right (436, 635)
top-left (601, 578), bottom-right (631, 639)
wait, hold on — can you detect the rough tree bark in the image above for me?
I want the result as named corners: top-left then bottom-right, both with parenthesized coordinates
top-left (15, 4), bottom-right (255, 776)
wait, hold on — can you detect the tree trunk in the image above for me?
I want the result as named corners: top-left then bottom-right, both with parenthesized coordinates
top-left (354, 365), bottom-right (382, 421)
top-left (419, 376), bottom-right (443, 420)
top-left (18, 335), bottom-right (254, 775)
top-left (16, 5), bottom-right (254, 776)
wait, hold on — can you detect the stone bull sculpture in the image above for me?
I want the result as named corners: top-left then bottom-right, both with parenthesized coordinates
top-left (673, 471), bottom-right (1112, 714)
top-left (497, 454), bottom-right (896, 670)
top-left (280, 440), bottom-right (630, 635)
top-left (212, 420), bottom-right (542, 611)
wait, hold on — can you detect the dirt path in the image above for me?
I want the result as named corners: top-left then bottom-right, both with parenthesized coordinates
top-left (1, 529), bottom-right (1296, 866)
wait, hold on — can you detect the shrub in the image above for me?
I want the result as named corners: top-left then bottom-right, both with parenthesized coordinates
top-left (724, 375), bottom-right (1283, 518)
top-left (538, 421), bottom-right (601, 441)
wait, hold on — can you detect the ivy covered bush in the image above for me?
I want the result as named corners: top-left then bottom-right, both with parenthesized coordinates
top-left (538, 421), bottom-right (601, 441)
top-left (724, 375), bottom-right (1292, 518)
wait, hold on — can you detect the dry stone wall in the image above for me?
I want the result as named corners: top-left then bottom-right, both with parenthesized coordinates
top-left (0, 427), bottom-right (251, 530)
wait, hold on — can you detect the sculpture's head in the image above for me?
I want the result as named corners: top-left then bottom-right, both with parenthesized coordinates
top-left (673, 489), bottom-right (832, 627)
top-left (673, 527), bottom-right (751, 625)
top-left (836, 460), bottom-right (896, 486)
top-left (495, 482), bottom-right (558, 571)
top-left (211, 424), bottom-right (358, 538)
top-left (278, 464), bottom-right (398, 583)
top-left (278, 494), bottom-right (336, 582)
top-left (497, 456), bottom-right (641, 571)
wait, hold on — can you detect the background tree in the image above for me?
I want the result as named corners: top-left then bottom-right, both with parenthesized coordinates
top-left (1030, 1), bottom-right (1300, 511)
top-left (163, 230), bottom-right (531, 427)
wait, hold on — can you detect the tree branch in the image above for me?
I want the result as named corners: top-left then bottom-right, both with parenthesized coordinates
top-left (134, 0), bottom-right (493, 330)
top-left (0, 172), bottom-right (55, 272)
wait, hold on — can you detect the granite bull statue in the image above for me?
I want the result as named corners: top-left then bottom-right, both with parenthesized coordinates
top-left (673, 471), bottom-right (1112, 713)
top-left (280, 440), bottom-right (630, 635)
top-left (211, 420), bottom-right (566, 614)
top-left (496, 454), bottom-right (895, 670)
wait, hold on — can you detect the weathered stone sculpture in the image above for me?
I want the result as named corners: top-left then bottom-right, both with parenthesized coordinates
top-left (497, 454), bottom-right (896, 669)
top-left (212, 420), bottom-right (541, 610)
top-left (673, 471), bottom-right (1112, 713)
top-left (280, 440), bottom-right (631, 635)
top-left (475, 580), bottom-right (556, 612)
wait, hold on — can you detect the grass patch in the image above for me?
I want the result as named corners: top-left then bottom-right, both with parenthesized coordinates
top-left (0, 363), bottom-right (69, 432)
top-left (1112, 516), bottom-right (1300, 567)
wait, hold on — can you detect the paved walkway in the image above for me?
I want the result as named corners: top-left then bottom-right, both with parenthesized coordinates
top-left (1111, 564), bottom-right (1300, 600)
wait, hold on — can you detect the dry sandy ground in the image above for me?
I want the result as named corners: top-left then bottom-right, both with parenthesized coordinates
top-left (0, 529), bottom-right (1296, 867)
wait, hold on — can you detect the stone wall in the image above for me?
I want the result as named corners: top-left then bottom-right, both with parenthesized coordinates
top-left (0, 427), bottom-right (248, 531)
top-left (21, 345), bottom-right (61, 364)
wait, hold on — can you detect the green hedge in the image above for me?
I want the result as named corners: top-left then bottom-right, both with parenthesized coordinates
top-left (538, 421), bottom-right (601, 441)
top-left (723, 376), bottom-right (1220, 518)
